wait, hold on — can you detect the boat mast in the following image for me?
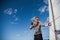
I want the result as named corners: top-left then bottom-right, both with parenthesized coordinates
top-left (49, 0), bottom-right (57, 40)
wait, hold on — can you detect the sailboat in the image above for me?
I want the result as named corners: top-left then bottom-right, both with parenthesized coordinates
top-left (48, 0), bottom-right (60, 40)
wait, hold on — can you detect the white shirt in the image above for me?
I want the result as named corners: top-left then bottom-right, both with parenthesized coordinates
top-left (30, 21), bottom-right (42, 35)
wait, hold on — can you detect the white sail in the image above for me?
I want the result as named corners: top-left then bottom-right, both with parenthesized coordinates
top-left (48, 0), bottom-right (60, 40)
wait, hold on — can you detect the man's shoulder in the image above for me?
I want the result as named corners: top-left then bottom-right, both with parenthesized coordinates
top-left (39, 21), bottom-right (42, 26)
top-left (39, 21), bottom-right (41, 24)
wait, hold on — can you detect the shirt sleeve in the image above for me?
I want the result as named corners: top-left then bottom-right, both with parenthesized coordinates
top-left (29, 22), bottom-right (34, 29)
top-left (40, 22), bottom-right (48, 27)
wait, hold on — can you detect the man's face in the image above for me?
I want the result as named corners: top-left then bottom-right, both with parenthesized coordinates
top-left (35, 18), bottom-right (39, 22)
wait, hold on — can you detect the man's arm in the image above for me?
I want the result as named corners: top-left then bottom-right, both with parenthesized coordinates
top-left (41, 23), bottom-right (51, 27)
top-left (41, 24), bottom-right (48, 27)
top-left (29, 22), bottom-right (34, 30)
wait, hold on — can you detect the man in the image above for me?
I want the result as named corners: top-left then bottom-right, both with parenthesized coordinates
top-left (30, 16), bottom-right (51, 40)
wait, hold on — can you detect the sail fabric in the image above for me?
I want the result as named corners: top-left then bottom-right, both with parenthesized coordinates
top-left (48, 0), bottom-right (60, 40)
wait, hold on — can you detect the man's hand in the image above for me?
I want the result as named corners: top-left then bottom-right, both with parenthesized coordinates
top-left (48, 22), bottom-right (52, 26)
top-left (31, 22), bottom-right (33, 25)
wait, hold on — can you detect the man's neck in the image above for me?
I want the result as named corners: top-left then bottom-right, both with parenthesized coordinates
top-left (35, 21), bottom-right (39, 23)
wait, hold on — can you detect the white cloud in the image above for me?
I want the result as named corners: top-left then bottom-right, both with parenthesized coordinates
top-left (45, 17), bottom-right (49, 24)
top-left (39, 6), bottom-right (45, 13)
top-left (10, 22), bottom-right (18, 24)
top-left (24, 30), bottom-right (27, 33)
top-left (31, 16), bottom-right (35, 22)
top-left (43, 0), bottom-right (48, 4)
top-left (4, 8), bottom-right (13, 15)
top-left (14, 9), bottom-right (17, 13)
top-left (47, 17), bottom-right (49, 21)
top-left (10, 17), bottom-right (19, 24)
top-left (13, 15), bottom-right (16, 17)
top-left (14, 17), bottom-right (18, 21)
top-left (38, 6), bottom-right (48, 13)
top-left (16, 34), bottom-right (21, 37)
top-left (4, 8), bottom-right (19, 24)
top-left (10, 15), bottom-right (19, 24)
top-left (4, 8), bottom-right (17, 15)
top-left (15, 32), bottom-right (33, 40)
top-left (10, 17), bottom-right (18, 24)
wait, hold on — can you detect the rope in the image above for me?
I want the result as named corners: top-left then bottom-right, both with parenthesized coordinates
top-left (50, 16), bottom-right (60, 23)
top-left (49, 15), bottom-right (60, 40)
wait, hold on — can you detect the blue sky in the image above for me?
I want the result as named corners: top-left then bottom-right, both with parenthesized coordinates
top-left (0, 0), bottom-right (49, 40)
